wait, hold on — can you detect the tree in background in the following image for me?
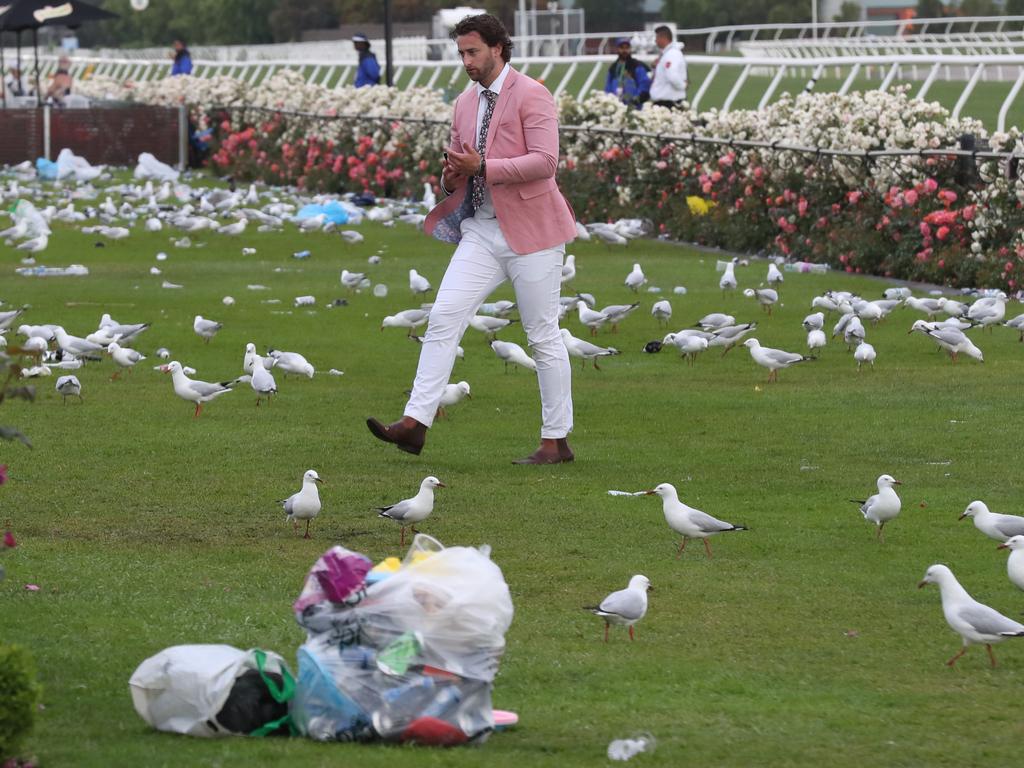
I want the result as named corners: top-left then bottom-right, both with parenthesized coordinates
top-left (1007, 0), bottom-right (1024, 13)
top-left (833, 1), bottom-right (861, 22)
top-left (270, 0), bottom-right (339, 42)
top-left (916, 0), bottom-right (948, 19)
top-left (661, 0), bottom-right (808, 29)
top-left (334, 0), bottom-right (517, 26)
top-left (958, 0), bottom-right (1001, 16)
top-left (77, 0), bottom-right (276, 47)
top-left (574, 0), bottom-right (646, 31)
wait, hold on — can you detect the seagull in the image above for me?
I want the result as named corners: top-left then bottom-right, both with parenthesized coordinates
top-left (853, 341), bottom-right (876, 371)
top-left (1005, 313), bottom-right (1024, 342)
top-left (243, 343), bottom-right (275, 375)
top-left (409, 269), bottom-right (432, 296)
top-left (938, 297), bottom-right (969, 318)
top-left (802, 312), bottom-right (825, 332)
top-left (376, 476), bottom-right (445, 546)
top-left (851, 474), bottom-right (901, 540)
top-left (584, 574), bottom-right (651, 642)
top-left (918, 564), bottom-right (1024, 668)
top-left (55, 375), bottom-right (82, 404)
top-left (107, 342), bottom-right (145, 379)
top-left (436, 380), bottom-right (471, 419)
top-left (560, 329), bottom-right (619, 370)
top-left (268, 349), bottom-right (314, 378)
top-left (162, 360), bottom-right (233, 417)
top-left (98, 314), bottom-right (150, 342)
top-left (53, 326), bottom-right (104, 357)
top-left (997, 536), bottom-right (1024, 592)
top-left (743, 338), bottom-right (813, 383)
top-left (807, 328), bottom-right (827, 353)
top-left (766, 262), bottom-right (784, 285)
top-left (16, 234), bottom-right (48, 254)
top-left (600, 303), bottom-right (640, 332)
top-left (216, 217), bottom-right (247, 236)
top-left (967, 296), bottom-right (1006, 330)
top-left (250, 355), bottom-right (278, 406)
top-left (707, 322), bottom-right (756, 356)
top-left (744, 287), bottom-right (779, 315)
top-left (662, 332), bottom-right (708, 366)
top-left (923, 326), bottom-right (984, 363)
top-left (959, 501), bottom-right (1024, 541)
top-left (340, 269), bottom-right (367, 291)
top-left (0, 306), bottom-right (28, 331)
top-left (719, 259), bottom-right (738, 294)
top-left (576, 301), bottom-right (609, 336)
top-left (651, 300), bottom-right (672, 327)
top-left (468, 315), bottom-right (515, 338)
top-left (696, 313), bottom-right (735, 331)
top-left (645, 483), bottom-right (748, 558)
top-left (561, 254), bottom-right (576, 285)
top-left (193, 315), bottom-right (223, 344)
top-left (905, 296), bottom-right (944, 319)
top-left (478, 300), bottom-right (517, 318)
top-left (280, 469), bottom-right (323, 539)
top-left (381, 309), bottom-right (430, 335)
top-left (490, 339), bottom-right (536, 372)
top-left (624, 263), bottom-right (646, 292)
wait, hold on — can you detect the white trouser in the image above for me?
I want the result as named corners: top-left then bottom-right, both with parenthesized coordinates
top-left (404, 214), bottom-right (573, 438)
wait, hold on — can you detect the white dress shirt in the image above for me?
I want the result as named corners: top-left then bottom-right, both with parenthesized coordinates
top-left (472, 62), bottom-right (509, 218)
top-left (650, 42), bottom-right (687, 102)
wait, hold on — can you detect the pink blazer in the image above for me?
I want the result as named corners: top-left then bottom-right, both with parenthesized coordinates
top-left (424, 66), bottom-right (577, 255)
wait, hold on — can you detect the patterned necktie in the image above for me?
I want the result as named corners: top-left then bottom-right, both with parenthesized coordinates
top-left (472, 89), bottom-right (498, 209)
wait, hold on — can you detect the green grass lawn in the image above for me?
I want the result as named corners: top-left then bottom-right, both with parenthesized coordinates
top-left (4, 198), bottom-right (1024, 767)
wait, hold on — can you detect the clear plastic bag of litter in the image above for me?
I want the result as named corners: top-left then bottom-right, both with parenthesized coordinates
top-left (291, 536), bottom-right (514, 746)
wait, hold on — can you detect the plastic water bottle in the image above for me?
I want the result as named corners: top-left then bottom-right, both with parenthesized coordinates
top-left (419, 685), bottom-right (462, 719)
top-left (783, 261), bottom-right (829, 274)
top-left (373, 284), bottom-right (388, 298)
top-left (292, 250), bottom-right (311, 259)
top-left (294, 295), bottom-right (316, 307)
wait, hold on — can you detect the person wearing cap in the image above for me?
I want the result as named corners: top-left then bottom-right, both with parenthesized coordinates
top-left (352, 34), bottom-right (381, 87)
top-left (603, 38), bottom-right (650, 109)
top-left (649, 25), bottom-right (687, 108)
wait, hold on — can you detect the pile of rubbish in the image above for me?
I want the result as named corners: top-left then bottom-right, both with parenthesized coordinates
top-left (129, 535), bottom-right (515, 747)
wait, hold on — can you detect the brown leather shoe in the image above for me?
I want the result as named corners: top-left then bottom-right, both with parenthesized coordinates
top-left (512, 438), bottom-right (574, 465)
top-left (366, 417), bottom-right (426, 455)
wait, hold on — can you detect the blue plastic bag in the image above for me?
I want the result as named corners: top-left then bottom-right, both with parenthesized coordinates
top-left (296, 201), bottom-right (349, 225)
top-left (35, 157), bottom-right (58, 180)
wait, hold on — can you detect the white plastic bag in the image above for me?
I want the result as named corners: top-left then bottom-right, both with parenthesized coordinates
top-left (55, 148), bottom-right (103, 181)
top-left (129, 644), bottom-right (293, 737)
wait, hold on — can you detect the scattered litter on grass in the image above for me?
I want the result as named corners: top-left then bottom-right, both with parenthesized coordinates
top-left (261, 299), bottom-right (281, 304)
top-left (247, 284), bottom-right (268, 290)
top-left (223, 297), bottom-right (235, 306)
top-left (607, 490), bottom-right (647, 497)
top-left (161, 280), bottom-right (183, 289)
top-left (16, 264), bottom-right (89, 277)
top-left (328, 369), bottom-right (345, 376)
top-left (608, 733), bottom-right (656, 761)
top-left (24, 584), bottom-right (39, 592)
top-left (673, 286), bottom-right (687, 295)
top-left (294, 296), bottom-right (315, 307)
top-left (926, 460), bottom-right (952, 466)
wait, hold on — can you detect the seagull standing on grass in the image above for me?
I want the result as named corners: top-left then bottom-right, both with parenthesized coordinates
top-left (625, 263), bottom-right (647, 292)
top-left (719, 259), bottom-right (738, 294)
top-left (743, 338), bottom-right (813, 383)
top-left (560, 329), bottom-right (619, 370)
top-left (918, 564), bottom-right (1024, 668)
top-left (376, 476), bottom-right (445, 546)
top-left (560, 254), bottom-right (576, 285)
top-left (997, 536), bottom-right (1024, 592)
top-left (162, 361), bottom-right (232, 417)
top-left (584, 575), bottom-right (651, 642)
top-left (436, 381), bottom-right (471, 419)
top-left (107, 342), bottom-right (145, 379)
top-left (651, 300), bottom-right (672, 327)
top-left (576, 301), bottom-right (609, 336)
top-left (645, 483), bottom-right (748, 558)
top-left (409, 269), bottom-right (432, 296)
top-left (767, 262), bottom-right (784, 285)
top-left (381, 309), bottom-right (429, 335)
top-left (490, 339), bottom-right (536, 372)
top-left (280, 469), bottom-right (323, 539)
top-left (250, 356), bottom-right (278, 406)
top-left (853, 341), bottom-right (876, 371)
top-left (851, 474), bottom-right (902, 540)
top-left (959, 501), bottom-right (1024, 541)
top-left (193, 315), bottom-right (223, 344)
top-left (55, 375), bottom-right (82, 404)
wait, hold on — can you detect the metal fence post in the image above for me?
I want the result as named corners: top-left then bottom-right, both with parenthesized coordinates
top-left (43, 104), bottom-right (51, 161)
top-left (178, 103), bottom-right (188, 171)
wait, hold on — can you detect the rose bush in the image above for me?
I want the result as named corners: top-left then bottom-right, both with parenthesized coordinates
top-left (74, 69), bottom-right (1024, 290)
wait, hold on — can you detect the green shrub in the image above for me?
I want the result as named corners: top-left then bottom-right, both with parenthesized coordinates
top-left (0, 645), bottom-right (41, 761)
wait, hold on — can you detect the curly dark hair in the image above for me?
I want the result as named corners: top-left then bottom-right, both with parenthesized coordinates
top-left (450, 13), bottom-right (513, 62)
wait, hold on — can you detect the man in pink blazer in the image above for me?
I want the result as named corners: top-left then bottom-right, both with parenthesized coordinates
top-left (367, 13), bottom-right (578, 465)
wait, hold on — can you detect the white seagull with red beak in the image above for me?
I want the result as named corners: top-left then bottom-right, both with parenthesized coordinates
top-left (645, 483), bottom-right (747, 559)
top-left (585, 575), bottom-right (651, 642)
top-left (376, 476), bottom-right (445, 546)
top-left (850, 474), bottom-right (902, 541)
top-left (918, 564), bottom-right (1024, 668)
top-left (162, 361), bottom-right (233, 417)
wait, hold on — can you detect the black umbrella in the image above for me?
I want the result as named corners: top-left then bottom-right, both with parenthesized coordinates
top-left (0, 0), bottom-right (118, 106)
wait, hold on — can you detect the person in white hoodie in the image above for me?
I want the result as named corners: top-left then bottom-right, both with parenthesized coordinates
top-left (649, 25), bottom-right (687, 108)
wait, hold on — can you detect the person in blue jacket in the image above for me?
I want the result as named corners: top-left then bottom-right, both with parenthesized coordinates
top-left (171, 39), bottom-right (192, 76)
top-left (352, 33), bottom-right (381, 87)
top-left (604, 38), bottom-right (650, 108)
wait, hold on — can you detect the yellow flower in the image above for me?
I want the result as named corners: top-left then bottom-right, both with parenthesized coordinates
top-left (686, 196), bottom-right (716, 216)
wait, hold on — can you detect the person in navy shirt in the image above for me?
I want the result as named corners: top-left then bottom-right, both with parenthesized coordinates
top-left (352, 33), bottom-right (380, 87)
top-left (171, 38), bottom-right (192, 76)
top-left (604, 38), bottom-right (650, 108)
